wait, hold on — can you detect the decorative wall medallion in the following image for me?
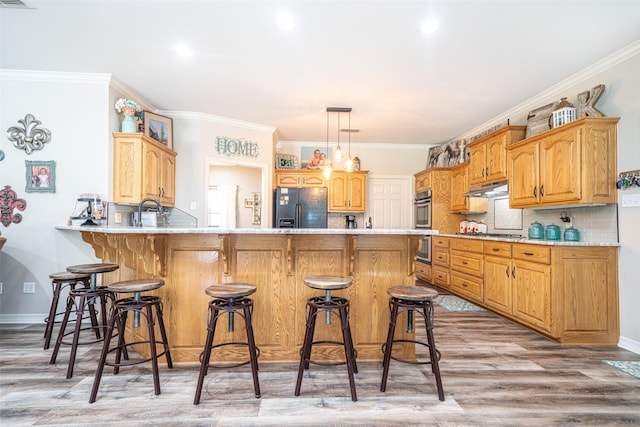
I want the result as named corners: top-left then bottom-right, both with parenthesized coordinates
top-left (0, 185), bottom-right (27, 227)
top-left (7, 114), bottom-right (52, 155)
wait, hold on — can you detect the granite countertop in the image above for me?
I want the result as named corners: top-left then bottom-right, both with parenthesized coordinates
top-left (439, 233), bottom-right (620, 247)
top-left (55, 225), bottom-right (439, 236)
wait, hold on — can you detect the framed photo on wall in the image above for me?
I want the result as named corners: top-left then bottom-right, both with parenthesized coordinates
top-left (143, 111), bottom-right (173, 149)
top-left (25, 160), bottom-right (55, 193)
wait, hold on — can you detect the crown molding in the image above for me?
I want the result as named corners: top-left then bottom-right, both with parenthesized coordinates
top-left (161, 110), bottom-right (276, 134)
top-left (0, 69), bottom-right (111, 84)
top-left (459, 39), bottom-right (640, 141)
top-left (280, 140), bottom-right (430, 151)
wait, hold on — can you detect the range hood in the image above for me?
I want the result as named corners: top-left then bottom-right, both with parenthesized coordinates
top-left (465, 180), bottom-right (509, 198)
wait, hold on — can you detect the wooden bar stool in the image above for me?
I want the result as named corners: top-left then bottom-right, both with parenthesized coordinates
top-left (295, 275), bottom-right (358, 402)
top-left (90, 278), bottom-right (173, 403)
top-left (380, 285), bottom-right (444, 401)
top-left (43, 272), bottom-right (91, 349)
top-left (194, 283), bottom-right (261, 404)
top-left (50, 263), bottom-right (120, 379)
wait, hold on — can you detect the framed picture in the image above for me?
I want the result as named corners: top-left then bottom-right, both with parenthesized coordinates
top-left (25, 160), bottom-right (55, 193)
top-left (300, 146), bottom-right (331, 170)
top-left (525, 102), bottom-right (557, 138)
top-left (143, 111), bottom-right (173, 149)
top-left (427, 145), bottom-right (442, 169)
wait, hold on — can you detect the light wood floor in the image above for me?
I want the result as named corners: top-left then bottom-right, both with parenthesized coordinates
top-left (1, 285), bottom-right (639, 426)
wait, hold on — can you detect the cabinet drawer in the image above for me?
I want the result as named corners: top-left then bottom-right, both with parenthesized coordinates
top-left (451, 271), bottom-right (483, 302)
top-left (513, 244), bottom-right (551, 264)
top-left (484, 241), bottom-right (512, 258)
top-left (416, 262), bottom-right (432, 283)
top-left (450, 238), bottom-right (483, 253)
top-left (432, 266), bottom-right (450, 287)
top-left (433, 248), bottom-right (449, 266)
top-left (433, 237), bottom-right (449, 248)
top-left (450, 250), bottom-right (484, 276)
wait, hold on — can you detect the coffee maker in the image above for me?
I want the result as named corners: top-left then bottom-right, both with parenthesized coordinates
top-left (345, 215), bottom-right (357, 229)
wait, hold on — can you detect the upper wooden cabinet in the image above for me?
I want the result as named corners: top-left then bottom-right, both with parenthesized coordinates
top-left (449, 163), bottom-right (488, 214)
top-left (274, 170), bottom-right (326, 188)
top-left (468, 126), bottom-right (526, 186)
top-left (328, 171), bottom-right (368, 212)
top-left (113, 132), bottom-right (177, 207)
top-left (414, 169), bottom-right (432, 193)
top-left (507, 117), bottom-right (618, 208)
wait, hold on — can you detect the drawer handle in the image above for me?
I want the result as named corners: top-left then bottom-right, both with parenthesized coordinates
top-left (492, 248), bottom-right (500, 252)
top-left (462, 283), bottom-right (468, 287)
top-left (523, 252), bottom-right (534, 256)
top-left (505, 266), bottom-right (509, 277)
top-left (512, 266), bottom-right (516, 278)
top-left (533, 186), bottom-right (537, 198)
top-left (462, 261), bottom-right (468, 265)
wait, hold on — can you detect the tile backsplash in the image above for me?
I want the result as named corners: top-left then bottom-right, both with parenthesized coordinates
top-left (465, 197), bottom-right (618, 243)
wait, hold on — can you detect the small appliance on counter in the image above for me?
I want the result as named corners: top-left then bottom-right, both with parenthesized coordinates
top-left (345, 215), bottom-right (357, 229)
top-left (70, 193), bottom-right (106, 226)
top-left (545, 224), bottom-right (561, 240)
top-left (564, 226), bottom-right (580, 241)
top-left (528, 221), bottom-right (544, 239)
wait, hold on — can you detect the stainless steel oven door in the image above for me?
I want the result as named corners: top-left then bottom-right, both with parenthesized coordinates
top-left (416, 235), bottom-right (431, 264)
top-left (414, 191), bottom-right (432, 229)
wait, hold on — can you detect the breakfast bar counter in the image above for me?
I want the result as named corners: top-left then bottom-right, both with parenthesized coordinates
top-left (56, 226), bottom-right (437, 365)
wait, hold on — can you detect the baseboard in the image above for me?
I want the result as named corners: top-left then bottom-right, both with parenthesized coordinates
top-left (0, 314), bottom-right (45, 324)
top-left (618, 336), bottom-right (640, 355)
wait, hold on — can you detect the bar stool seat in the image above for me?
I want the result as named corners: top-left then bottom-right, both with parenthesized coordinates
top-left (380, 285), bottom-right (444, 401)
top-left (90, 278), bottom-right (172, 403)
top-left (295, 275), bottom-right (358, 402)
top-left (50, 263), bottom-right (121, 379)
top-left (194, 283), bottom-right (261, 404)
top-left (43, 272), bottom-right (91, 349)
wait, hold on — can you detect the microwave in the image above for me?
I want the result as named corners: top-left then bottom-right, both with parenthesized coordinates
top-left (414, 190), bottom-right (432, 229)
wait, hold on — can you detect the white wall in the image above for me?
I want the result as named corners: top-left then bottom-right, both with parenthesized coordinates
top-left (0, 71), bottom-right (111, 322)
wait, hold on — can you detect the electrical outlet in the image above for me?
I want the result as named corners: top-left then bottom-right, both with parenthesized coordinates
top-left (23, 282), bottom-right (36, 294)
top-left (190, 202), bottom-right (197, 210)
top-left (115, 212), bottom-right (122, 224)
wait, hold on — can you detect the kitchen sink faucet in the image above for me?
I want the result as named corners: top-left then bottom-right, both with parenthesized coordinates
top-left (137, 198), bottom-right (161, 227)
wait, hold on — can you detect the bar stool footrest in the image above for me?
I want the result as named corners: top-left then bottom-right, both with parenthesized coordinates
top-left (102, 341), bottom-right (170, 368)
top-left (382, 338), bottom-right (441, 365)
top-left (199, 341), bottom-right (261, 369)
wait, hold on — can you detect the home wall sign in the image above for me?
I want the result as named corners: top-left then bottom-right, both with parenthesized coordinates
top-left (7, 114), bottom-right (52, 155)
top-left (215, 136), bottom-right (260, 158)
top-left (0, 185), bottom-right (27, 227)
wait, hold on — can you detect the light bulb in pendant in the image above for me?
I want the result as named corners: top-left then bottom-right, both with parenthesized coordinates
top-left (323, 163), bottom-right (333, 179)
top-left (344, 158), bottom-right (354, 172)
top-left (334, 146), bottom-right (343, 160)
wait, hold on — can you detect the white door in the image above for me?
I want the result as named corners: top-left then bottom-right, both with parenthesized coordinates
top-left (368, 176), bottom-right (412, 229)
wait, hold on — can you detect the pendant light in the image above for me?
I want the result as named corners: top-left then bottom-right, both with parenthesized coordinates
top-left (323, 109), bottom-right (333, 179)
top-left (343, 111), bottom-right (354, 172)
top-left (327, 107), bottom-right (351, 163)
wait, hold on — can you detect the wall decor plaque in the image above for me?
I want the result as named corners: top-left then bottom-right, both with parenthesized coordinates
top-left (7, 114), bottom-right (52, 155)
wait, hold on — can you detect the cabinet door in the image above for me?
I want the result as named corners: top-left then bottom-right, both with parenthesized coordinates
top-left (347, 174), bottom-right (366, 211)
top-left (143, 143), bottom-right (162, 200)
top-left (539, 127), bottom-right (581, 204)
top-left (485, 134), bottom-right (508, 183)
top-left (508, 142), bottom-right (539, 208)
top-left (328, 174), bottom-right (347, 211)
top-left (512, 259), bottom-right (551, 333)
top-left (301, 173), bottom-right (324, 188)
top-left (484, 255), bottom-right (512, 315)
top-left (159, 151), bottom-right (176, 206)
top-left (415, 170), bottom-right (431, 192)
top-left (275, 173), bottom-right (300, 187)
top-left (450, 164), bottom-right (469, 212)
top-left (468, 143), bottom-right (487, 186)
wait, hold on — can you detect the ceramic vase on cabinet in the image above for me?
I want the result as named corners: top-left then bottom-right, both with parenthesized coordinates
top-left (121, 113), bottom-right (137, 133)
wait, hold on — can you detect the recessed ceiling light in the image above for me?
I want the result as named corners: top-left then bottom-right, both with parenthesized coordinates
top-left (420, 18), bottom-right (439, 34)
top-left (277, 13), bottom-right (295, 30)
top-left (175, 44), bottom-right (192, 59)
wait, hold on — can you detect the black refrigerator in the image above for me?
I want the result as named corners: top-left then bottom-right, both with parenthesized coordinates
top-left (274, 187), bottom-right (328, 228)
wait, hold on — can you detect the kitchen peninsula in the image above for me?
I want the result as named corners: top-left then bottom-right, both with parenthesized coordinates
top-left (56, 226), bottom-right (436, 365)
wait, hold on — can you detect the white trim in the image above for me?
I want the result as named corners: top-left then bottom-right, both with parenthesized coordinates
top-left (0, 314), bottom-right (46, 324)
top-left (280, 140), bottom-right (431, 151)
top-left (459, 39), bottom-right (640, 141)
top-left (618, 336), bottom-right (640, 355)
top-left (162, 110), bottom-right (276, 134)
top-left (0, 69), bottom-right (111, 84)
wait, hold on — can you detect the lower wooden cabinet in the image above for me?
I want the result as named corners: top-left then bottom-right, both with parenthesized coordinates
top-left (416, 261), bottom-right (432, 283)
top-left (433, 237), bottom-right (618, 345)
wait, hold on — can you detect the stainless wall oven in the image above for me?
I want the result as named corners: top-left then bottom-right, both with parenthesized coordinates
top-left (414, 190), bottom-right (432, 264)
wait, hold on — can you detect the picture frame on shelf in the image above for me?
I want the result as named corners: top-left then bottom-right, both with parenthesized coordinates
top-left (143, 111), bottom-right (173, 149)
top-left (25, 160), bottom-right (55, 193)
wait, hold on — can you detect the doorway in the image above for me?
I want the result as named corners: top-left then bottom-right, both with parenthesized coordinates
top-left (368, 176), bottom-right (412, 229)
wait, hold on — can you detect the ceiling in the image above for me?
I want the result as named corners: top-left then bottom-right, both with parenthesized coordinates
top-left (2, 1), bottom-right (640, 145)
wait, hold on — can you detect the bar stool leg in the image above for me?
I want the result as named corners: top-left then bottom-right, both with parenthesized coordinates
top-left (194, 303), bottom-right (221, 405)
top-left (89, 305), bottom-right (118, 403)
top-left (294, 304), bottom-right (318, 396)
top-left (344, 304), bottom-right (358, 374)
top-left (65, 293), bottom-right (89, 379)
top-left (50, 295), bottom-right (75, 365)
top-left (339, 305), bottom-right (357, 402)
top-left (43, 281), bottom-right (64, 349)
top-left (243, 303), bottom-right (261, 398)
top-left (156, 300), bottom-right (173, 369)
top-left (145, 302), bottom-right (161, 396)
top-left (422, 303), bottom-right (444, 401)
top-left (380, 300), bottom-right (400, 392)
